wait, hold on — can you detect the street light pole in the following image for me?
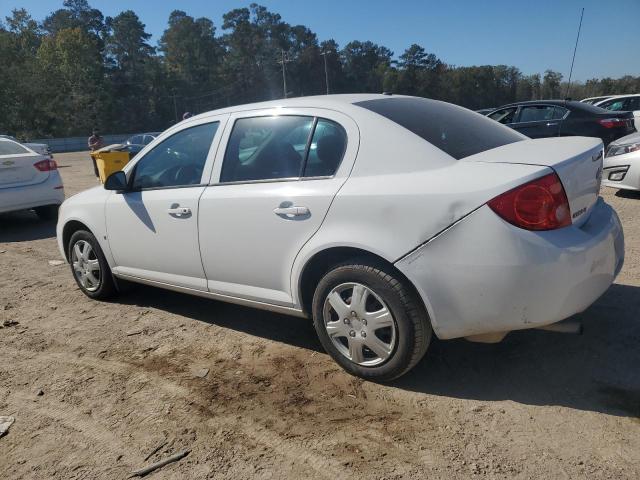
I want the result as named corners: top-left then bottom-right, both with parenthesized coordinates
top-left (320, 51), bottom-right (330, 95)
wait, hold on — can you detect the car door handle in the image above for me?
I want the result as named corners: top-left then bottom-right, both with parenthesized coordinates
top-left (167, 206), bottom-right (192, 217)
top-left (546, 122), bottom-right (558, 127)
top-left (273, 205), bottom-right (309, 217)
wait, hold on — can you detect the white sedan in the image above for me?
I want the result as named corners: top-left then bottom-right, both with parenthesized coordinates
top-left (0, 137), bottom-right (64, 219)
top-left (56, 94), bottom-right (624, 380)
top-left (602, 132), bottom-right (640, 191)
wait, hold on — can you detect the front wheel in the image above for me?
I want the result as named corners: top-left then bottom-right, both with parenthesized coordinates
top-left (68, 230), bottom-right (117, 300)
top-left (312, 260), bottom-right (431, 381)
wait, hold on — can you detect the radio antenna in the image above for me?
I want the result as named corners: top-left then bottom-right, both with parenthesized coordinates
top-left (565, 7), bottom-right (584, 99)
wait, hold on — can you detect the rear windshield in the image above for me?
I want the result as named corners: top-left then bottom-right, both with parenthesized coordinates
top-left (0, 141), bottom-right (30, 155)
top-left (355, 97), bottom-right (524, 159)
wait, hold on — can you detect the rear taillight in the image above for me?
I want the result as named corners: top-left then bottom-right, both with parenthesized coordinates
top-left (488, 173), bottom-right (571, 231)
top-left (599, 118), bottom-right (628, 129)
top-left (33, 159), bottom-right (58, 171)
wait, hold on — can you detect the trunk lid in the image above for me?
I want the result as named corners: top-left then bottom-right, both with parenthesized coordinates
top-left (462, 136), bottom-right (603, 227)
top-left (0, 152), bottom-right (50, 188)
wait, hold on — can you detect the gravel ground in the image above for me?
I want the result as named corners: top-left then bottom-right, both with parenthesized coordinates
top-left (1, 151), bottom-right (639, 479)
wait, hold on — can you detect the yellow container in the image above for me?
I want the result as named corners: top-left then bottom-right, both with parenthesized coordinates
top-left (91, 148), bottom-right (131, 183)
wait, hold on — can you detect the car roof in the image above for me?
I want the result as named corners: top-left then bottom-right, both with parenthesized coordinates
top-left (595, 93), bottom-right (640, 103)
top-left (186, 94), bottom-right (400, 122)
top-left (493, 99), bottom-right (610, 113)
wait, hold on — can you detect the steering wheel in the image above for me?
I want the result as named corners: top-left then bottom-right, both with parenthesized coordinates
top-left (173, 164), bottom-right (203, 185)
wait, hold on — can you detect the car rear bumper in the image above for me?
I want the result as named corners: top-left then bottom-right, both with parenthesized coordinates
top-left (395, 198), bottom-right (624, 339)
top-left (0, 172), bottom-right (65, 214)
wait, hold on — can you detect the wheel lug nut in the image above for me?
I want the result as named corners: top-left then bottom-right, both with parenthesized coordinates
top-left (361, 331), bottom-right (367, 338)
top-left (343, 318), bottom-right (350, 324)
top-left (351, 311), bottom-right (357, 317)
top-left (362, 319), bottom-right (367, 325)
top-left (349, 330), bottom-right (356, 337)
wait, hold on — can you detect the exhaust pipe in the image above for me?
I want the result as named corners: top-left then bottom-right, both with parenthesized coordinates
top-left (537, 320), bottom-right (583, 334)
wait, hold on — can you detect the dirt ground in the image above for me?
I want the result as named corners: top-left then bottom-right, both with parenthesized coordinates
top-left (1, 151), bottom-right (639, 479)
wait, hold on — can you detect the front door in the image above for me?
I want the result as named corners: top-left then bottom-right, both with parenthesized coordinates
top-left (198, 109), bottom-right (358, 305)
top-left (106, 118), bottom-right (225, 290)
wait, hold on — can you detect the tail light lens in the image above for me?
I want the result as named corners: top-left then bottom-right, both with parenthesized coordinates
top-left (488, 173), bottom-right (571, 231)
top-left (599, 118), bottom-right (628, 129)
top-left (34, 159), bottom-right (58, 171)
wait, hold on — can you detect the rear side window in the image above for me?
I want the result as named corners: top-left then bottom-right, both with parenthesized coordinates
top-left (0, 141), bottom-right (30, 155)
top-left (304, 119), bottom-right (347, 177)
top-left (355, 97), bottom-right (523, 160)
top-left (220, 116), bottom-right (347, 183)
top-left (518, 105), bottom-right (559, 122)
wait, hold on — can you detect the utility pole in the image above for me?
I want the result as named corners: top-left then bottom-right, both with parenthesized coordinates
top-left (320, 50), bottom-right (330, 95)
top-left (565, 7), bottom-right (584, 99)
top-left (277, 49), bottom-right (291, 98)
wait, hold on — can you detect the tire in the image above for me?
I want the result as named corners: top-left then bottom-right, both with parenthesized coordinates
top-left (34, 204), bottom-right (59, 221)
top-left (312, 259), bottom-right (432, 381)
top-left (68, 230), bottom-right (117, 300)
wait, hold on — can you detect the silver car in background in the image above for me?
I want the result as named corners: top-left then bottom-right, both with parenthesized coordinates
top-left (603, 132), bottom-right (640, 191)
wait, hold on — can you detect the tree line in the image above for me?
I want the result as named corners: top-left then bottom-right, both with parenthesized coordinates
top-left (1, 0), bottom-right (639, 139)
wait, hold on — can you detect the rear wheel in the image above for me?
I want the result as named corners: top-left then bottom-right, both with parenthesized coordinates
top-left (34, 204), bottom-right (59, 221)
top-left (312, 259), bottom-right (431, 381)
top-left (68, 230), bottom-right (117, 300)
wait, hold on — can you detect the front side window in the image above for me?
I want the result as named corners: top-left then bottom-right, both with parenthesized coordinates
top-left (488, 107), bottom-right (517, 124)
top-left (601, 99), bottom-right (625, 111)
top-left (220, 116), bottom-right (314, 183)
top-left (131, 122), bottom-right (218, 190)
top-left (518, 105), bottom-right (558, 123)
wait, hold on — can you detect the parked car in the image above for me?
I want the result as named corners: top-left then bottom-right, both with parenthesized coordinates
top-left (594, 94), bottom-right (640, 131)
top-left (0, 134), bottom-right (51, 157)
top-left (56, 94), bottom-right (624, 381)
top-left (487, 100), bottom-right (636, 146)
top-left (123, 132), bottom-right (161, 158)
top-left (580, 95), bottom-right (614, 105)
top-left (0, 137), bottom-right (64, 219)
top-left (602, 131), bottom-right (640, 192)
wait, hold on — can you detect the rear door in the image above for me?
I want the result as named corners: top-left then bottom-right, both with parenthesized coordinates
top-left (512, 104), bottom-right (563, 138)
top-left (198, 108), bottom-right (358, 306)
top-left (0, 140), bottom-right (48, 189)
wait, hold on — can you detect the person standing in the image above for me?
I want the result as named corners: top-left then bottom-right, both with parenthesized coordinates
top-left (88, 130), bottom-right (104, 177)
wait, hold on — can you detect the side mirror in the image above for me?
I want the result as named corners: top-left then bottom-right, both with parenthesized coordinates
top-left (104, 171), bottom-right (128, 191)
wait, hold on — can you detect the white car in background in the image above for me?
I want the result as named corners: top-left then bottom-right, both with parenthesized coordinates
top-left (56, 94), bottom-right (624, 380)
top-left (602, 131), bottom-right (640, 191)
top-left (580, 95), bottom-right (614, 105)
top-left (0, 134), bottom-right (51, 157)
top-left (0, 137), bottom-right (64, 220)
top-left (594, 94), bottom-right (640, 130)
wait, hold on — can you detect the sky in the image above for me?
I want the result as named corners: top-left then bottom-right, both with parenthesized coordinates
top-left (2, 0), bottom-right (639, 82)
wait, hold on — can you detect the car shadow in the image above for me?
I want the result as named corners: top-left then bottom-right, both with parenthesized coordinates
top-left (119, 285), bottom-right (323, 352)
top-left (615, 189), bottom-right (640, 199)
top-left (0, 210), bottom-right (57, 242)
top-left (119, 282), bottom-right (640, 418)
top-left (393, 283), bottom-right (640, 418)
